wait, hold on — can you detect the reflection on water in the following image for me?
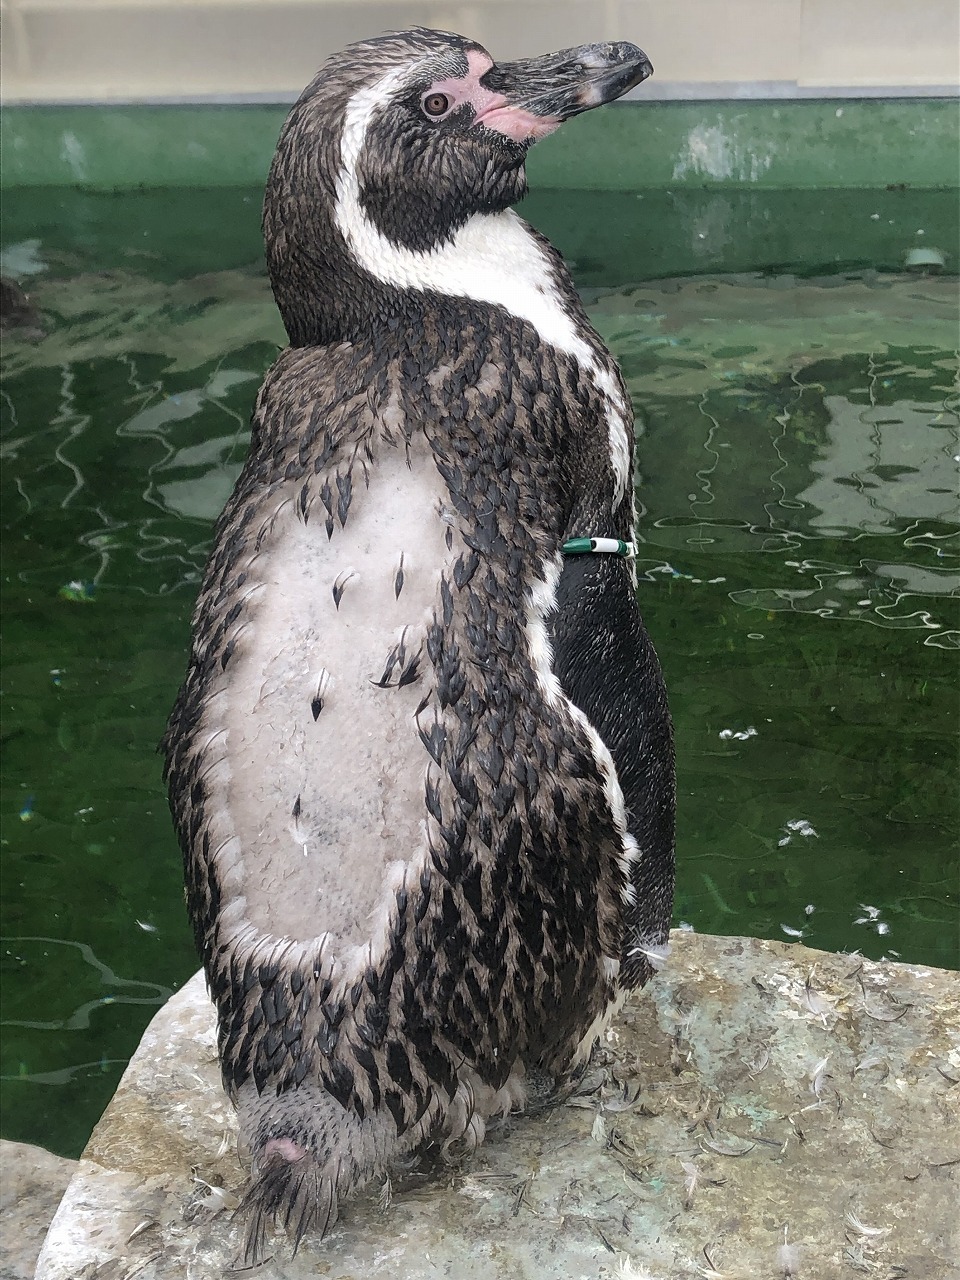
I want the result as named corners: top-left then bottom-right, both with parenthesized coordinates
top-left (588, 274), bottom-right (959, 642)
top-left (2, 936), bottom-right (169, 1034)
top-left (587, 272), bottom-right (958, 988)
top-left (1, 221), bottom-right (958, 1159)
top-left (799, 394), bottom-right (956, 534)
top-left (0, 259), bottom-right (281, 1157)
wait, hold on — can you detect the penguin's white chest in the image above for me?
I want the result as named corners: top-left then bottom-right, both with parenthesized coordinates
top-left (206, 442), bottom-right (455, 953)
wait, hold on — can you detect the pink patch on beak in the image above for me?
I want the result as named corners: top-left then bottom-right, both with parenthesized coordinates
top-left (262, 1137), bottom-right (307, 1163)
top-left (473, 104), bottom-right (562, 142)
top-left (422, 49), bottom-right (559, 142)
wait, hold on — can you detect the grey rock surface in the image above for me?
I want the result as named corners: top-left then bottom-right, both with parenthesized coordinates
top-left (34, 933), bottom-right (960, 1279)
top-left (0, 1140), bottom-right (77, 1280)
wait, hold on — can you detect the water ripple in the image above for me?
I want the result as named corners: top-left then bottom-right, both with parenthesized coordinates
top-left (0, 936), bottom-right (171, 1032)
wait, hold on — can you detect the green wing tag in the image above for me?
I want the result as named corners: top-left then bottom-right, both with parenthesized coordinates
top-left (562, 537), bottom-right (636, 558)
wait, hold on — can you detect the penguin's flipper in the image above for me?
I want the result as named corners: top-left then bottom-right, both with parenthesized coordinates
top-left (549, 551), bottom-right (676, 988)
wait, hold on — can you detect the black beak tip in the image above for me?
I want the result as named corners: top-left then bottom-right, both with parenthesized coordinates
top-left (617, 42), bottom-right (654, 88)
top-left (581, 41), bottom-right (653, 102)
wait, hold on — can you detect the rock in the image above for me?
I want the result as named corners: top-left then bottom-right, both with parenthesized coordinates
top-left (0, 1141), bottom-right (77, 1280)
top-left (35, 933), bottom-right (960, 1279)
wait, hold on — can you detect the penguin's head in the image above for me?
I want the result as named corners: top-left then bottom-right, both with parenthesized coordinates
top-left (264, 28), bottom-right (652, 341)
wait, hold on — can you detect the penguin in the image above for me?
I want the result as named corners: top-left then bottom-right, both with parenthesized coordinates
top-left (163, 27), bottom-right (675, 1260)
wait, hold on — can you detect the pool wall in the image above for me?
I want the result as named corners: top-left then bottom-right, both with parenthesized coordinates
top-left (2, 99), bottom-right (958, 192)
top-left (3, 0), bottom-right (957, 195)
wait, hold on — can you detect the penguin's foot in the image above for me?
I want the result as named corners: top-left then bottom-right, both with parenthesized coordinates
top-left (521, 1066), bottom-right (561, 1113)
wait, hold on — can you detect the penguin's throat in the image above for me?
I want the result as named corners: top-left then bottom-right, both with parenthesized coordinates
top-left (335, 192), bottom-right (587, 375)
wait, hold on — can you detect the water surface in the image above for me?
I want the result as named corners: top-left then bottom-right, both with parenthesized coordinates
top-left (1, 188), bottom-right (957, 1157)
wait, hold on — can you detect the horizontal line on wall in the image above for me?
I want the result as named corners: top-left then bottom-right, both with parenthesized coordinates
top-left (3, 83), bottom-right (958, 107)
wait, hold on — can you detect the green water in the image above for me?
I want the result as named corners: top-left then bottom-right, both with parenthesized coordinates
top-left (1, 188), bottom-right (958, 1159)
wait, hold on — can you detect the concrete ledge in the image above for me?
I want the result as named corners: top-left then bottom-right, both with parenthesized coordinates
top-left (35, 932), bottom-right (960, 1279)
top-left (0, 1141), bottom-right (78, 1280)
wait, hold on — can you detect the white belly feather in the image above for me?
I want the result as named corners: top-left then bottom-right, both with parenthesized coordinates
top-left (203, 445), bottom-right (454, 954)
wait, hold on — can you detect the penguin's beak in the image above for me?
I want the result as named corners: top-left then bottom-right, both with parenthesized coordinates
top-left (475, 42), bottom-right (653, 142)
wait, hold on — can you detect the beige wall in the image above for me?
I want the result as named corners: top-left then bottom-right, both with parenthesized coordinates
top-left (2, 0), bottom-right (958, 102)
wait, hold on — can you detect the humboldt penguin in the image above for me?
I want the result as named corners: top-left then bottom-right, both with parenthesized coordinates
top-left (163, 27), bottom-right (675, 1258)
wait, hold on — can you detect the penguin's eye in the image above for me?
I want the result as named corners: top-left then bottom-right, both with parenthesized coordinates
top-left (422, 93), bottom-right (451, 119)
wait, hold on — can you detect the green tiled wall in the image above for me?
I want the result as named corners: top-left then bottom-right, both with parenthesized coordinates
top-left (2, 100), bottom-right (958, 190)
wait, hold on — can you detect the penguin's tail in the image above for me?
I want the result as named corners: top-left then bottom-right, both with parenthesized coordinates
top-left (236, 1141), bottom-right (337, 1263)
top-left (232, 1076), bottom-right (407, 1263)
